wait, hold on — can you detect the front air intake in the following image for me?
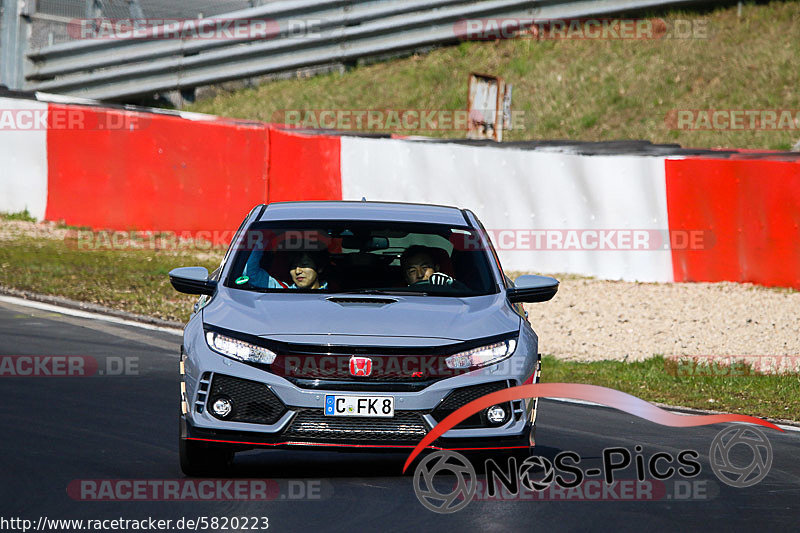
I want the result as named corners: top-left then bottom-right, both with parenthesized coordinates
top-left (207, 374), bottom-right (286, 424)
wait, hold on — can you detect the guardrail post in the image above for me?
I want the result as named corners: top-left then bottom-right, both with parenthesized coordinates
top-left (1, 0), bottom-right (32, 90)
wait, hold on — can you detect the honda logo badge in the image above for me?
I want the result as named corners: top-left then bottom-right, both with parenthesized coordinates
top-left (349, 356), bottom-right (373, 377)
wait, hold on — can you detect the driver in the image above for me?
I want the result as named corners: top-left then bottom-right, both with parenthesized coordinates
top-left (240, 249), bottom-right (328, 290)
top-left (400, 245), bottom-right (455, 286)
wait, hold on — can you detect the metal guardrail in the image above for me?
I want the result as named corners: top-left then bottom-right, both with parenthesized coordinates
top-left (7, 0), bottom-right (714, 100)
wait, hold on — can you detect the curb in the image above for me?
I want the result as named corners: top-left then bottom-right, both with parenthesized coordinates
top-left (548, 397), bottom-right (800, 430)
top-left (650, 401), bottom-right (800, 430)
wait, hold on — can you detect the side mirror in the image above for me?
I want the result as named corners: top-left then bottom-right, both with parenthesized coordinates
top-left (507, 275), bottom-right (559, 303)
top-left (169, 267), bottom-right (217, 296)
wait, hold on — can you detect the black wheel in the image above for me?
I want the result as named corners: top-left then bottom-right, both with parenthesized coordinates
top-left (179, 437), bottom-right (234, 477)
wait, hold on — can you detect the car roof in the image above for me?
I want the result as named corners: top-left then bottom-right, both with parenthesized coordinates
top-left (259, 201), bottom-right (471, 226)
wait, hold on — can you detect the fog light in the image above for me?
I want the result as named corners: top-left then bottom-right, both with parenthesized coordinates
top-left (211, 396), bottom-right (233, 419)
top-left (486, 405), bottom-right (507, 424)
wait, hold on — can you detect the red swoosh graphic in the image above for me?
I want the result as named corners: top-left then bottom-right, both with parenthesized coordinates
top-left (402, 383), bottom-right (782, 473)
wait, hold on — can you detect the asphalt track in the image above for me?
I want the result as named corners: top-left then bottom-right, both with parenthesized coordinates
top-left (1, 299), bottom-right (798, 532)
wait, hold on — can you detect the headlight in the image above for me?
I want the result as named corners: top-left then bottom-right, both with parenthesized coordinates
top-left (205, 331), bottom-right (277, 364)
top-left (445, 338), bottom-right (517, 369)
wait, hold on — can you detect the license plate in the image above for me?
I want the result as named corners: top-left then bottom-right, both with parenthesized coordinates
top-left (324, 395), bottom-right (394, 417)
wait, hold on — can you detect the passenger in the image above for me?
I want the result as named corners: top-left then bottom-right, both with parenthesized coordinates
top-left (240, 249), bottom-right (328, 289)
top-left (287, 251), bottom-right (328, 289)
top-left (400, 245), bottom-right (455, 286)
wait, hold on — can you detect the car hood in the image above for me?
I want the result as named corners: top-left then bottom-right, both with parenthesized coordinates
top-left (202, 289), bottom-right (520, 344)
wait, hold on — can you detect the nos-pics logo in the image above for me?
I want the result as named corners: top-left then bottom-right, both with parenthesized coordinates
top-left (413, 426), bottom-right (773, 513)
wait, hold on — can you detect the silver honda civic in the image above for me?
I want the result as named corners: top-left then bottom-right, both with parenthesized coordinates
top-left (170, 201), bottom-right (558, 475)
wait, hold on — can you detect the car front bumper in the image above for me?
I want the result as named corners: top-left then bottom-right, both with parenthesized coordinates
top-left (180, 316), bottom-right (540, 451)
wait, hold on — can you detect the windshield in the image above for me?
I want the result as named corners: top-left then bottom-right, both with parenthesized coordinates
top-left (224, 221), bottom-right (498, 297)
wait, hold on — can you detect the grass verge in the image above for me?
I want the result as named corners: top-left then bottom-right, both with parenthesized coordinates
top-left (188, 1), bottom-right (800, 151)
top-left (0, 226), bottom-right (222, 322)
top-left (542, 355), bottom-right (800, 421)
top-left (1, 210), bottom-right (37, 223)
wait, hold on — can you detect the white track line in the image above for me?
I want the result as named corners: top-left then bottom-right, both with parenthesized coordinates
top-left (2, 294), bottom-right (798, 432)
top-left (0, 295), bottom-right (183, 336)
top-left (547, 397), bottom-right (800, 433)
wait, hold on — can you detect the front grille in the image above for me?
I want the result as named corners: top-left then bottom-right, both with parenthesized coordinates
top-left (284, 378), bottom-right (438, 392)
top-left (283, 409), bottom-right (428, 441)
top-left (432, 381), bottom-right (510, 428)
top-left (208, 374), bottom-right (286, 425)
top-left (270, 354), bottom-right (460, 383)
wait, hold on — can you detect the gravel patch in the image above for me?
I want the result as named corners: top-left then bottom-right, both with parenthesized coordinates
top-left (0, 220), bottom-right (70, 241)
top-left (525, 277), bottom-right (800, 362)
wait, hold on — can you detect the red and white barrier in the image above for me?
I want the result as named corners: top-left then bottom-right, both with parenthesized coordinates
top-left (666, 156), bottom-right (800, 289)
top-left (341, 137), bottom-right (674, 282)
top-left (2, 95), bottom-right (799, 289)
top-left (267, 128), bottom-right (341, 204)
top-left (45, 104), bottom-right (270, 234)
top-left (0, 98), bottom-right (49, 220)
